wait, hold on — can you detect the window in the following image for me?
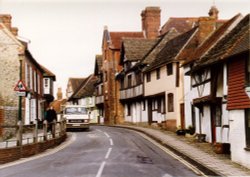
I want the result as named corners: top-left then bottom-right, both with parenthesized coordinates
top-left (142, 100), bottom-right (146, 111)
top-left (168, 93), bottom-right (174, 112)
top-left (120, 78), bottom-right (124, 89)
top-left (156, 68), bottom-right (160, 80)
top-left (44, 78), bottom-right (49, 87)
top-left (127, 75), bottom-right (132, 87)
top-left (167, 63), bottom-right (173, 76)
top-left (127, 103), bottom-right (131, 116)
top-left (246, 109), bottom-right (250, 147)
top-left (157, 98), bottom-right (161, 113)
top-left (162, 98), bottom-right (166, 113)
top-left (215, 105), bottom-right (222, 127)
top-left (146, 72), bottom-right (151, 82)
top-left (136, 73), bottom-right (142, 85)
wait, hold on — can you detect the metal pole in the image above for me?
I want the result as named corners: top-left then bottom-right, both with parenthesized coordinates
top-left (17, 59), bottom-right (23, 146)
top-left (18, 59), bottom-right (22, 121)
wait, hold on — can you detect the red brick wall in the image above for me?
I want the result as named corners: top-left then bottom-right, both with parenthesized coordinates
top-left (227, 55), bottom-right (250, 110)
top-left (0, 134), bottom-right (67, 164)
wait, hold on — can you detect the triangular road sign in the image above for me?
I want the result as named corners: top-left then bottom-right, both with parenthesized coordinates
top-left (14, 80), bottom-right (27, 92)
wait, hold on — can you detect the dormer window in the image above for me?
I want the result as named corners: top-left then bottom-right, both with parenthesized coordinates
top-left (146, 72), bottom-right (151, 82)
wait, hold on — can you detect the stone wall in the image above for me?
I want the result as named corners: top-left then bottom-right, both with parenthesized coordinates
top-left (0, 25), bottom-right (22, 139)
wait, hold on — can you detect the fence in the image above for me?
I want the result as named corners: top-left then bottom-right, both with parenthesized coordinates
top-left (0, 120), bottom-right (67, 164)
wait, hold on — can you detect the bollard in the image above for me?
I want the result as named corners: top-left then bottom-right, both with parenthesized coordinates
top-left (43, 120), bottom-right (48, 141)
top-left (52, 120), bottom-right (56, 138)
top-left (16, 121), bottom-right (23, 146)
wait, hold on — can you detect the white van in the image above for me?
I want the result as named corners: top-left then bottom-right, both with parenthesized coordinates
top-left (63, 105), bottom-right (90, 130)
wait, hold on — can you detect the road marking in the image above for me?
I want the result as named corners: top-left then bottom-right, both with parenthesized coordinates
top-left (96, 161), bottom-right (106, 177)
top-left (96, 129), bottom-right (103, 133)
top-left (0, 133), bottom-right (76, 170)
top-left (104, 132), bottom-right (110, 138)
top-left (109, 138), bottom-right (113, 146)
top-left (136, 132), bottom-right (208, 177)
top-left (105, 147), bottom-right (112, 159)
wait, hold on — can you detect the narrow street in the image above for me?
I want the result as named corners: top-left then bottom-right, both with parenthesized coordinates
top-left (0, 126), bottom-right (199, 177)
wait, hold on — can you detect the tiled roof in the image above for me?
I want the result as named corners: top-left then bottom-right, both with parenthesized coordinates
top-left (144, 27), bottom-right (198, 72)
top-left (40, 64), bottom-right (56, 81)
top-left (140, 29), bottom-right (180, 65)
top-left (69, 77), bottom-right (86, 93)
top-left (181, 14), bottom-right (241, 66)
top-left (109, 32), bottom-right (144, 49)
top-left (160, 17), bottom-right (198, 35)
top-left (194, 14), bottom-right (249, 70)
top-left (72, 74), bottom-right (98, 98)
top-left (122, 38), bottom-right (158, 62)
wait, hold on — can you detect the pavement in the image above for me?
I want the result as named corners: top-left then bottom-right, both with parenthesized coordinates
top-left (0, 130), bottom-right (55, 149)
top-left (114, 124), bottom-right (250, 177)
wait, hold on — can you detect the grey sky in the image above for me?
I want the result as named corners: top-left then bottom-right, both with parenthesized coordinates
top-left (0, 0), bottom-right (249, 97)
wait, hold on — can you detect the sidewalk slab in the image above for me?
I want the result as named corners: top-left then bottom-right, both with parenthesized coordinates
top-left (115, 125), bottom-right (250, 176)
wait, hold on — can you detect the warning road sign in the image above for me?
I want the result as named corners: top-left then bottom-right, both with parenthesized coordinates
top-left (14, 80), bottom-right (27, 92)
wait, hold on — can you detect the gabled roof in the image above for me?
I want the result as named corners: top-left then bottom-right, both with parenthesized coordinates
top-left (109, 32), bottom-right (144, 50)
top-left (120, 38), bottom-right (157, 63)
top-left (69, 74), bottom-right (98, 99)
top-left (94, 55), bottom-right (102, 75)
top-left (0, 22), bottom-right (24, 55)
top-left (144, 27), bottom-right (198, 72)
top-left (102, 27), bottom-right (144, 50)
top-left (140, 29), bottom-right (180, 66)
top-left (193, 14), bottom-right (249, 70)
top-left (160, 17), bottom-right (198, 35)
top-left (68, 77), bottom-right (86, 93)
top-left (40, 64), bottom-right (56, 81)
top-left (181, 13), bottom-right (242, 66)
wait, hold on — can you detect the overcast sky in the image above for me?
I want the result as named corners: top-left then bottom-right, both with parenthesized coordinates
top-left (0, 0), bottom-right (249, 98)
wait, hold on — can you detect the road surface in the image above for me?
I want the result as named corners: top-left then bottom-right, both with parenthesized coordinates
top-left (0, 126), bottom-right (199, 177)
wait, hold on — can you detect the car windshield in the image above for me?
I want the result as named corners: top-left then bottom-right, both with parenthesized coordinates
top-left (65, 107), bottom-right (87, 114)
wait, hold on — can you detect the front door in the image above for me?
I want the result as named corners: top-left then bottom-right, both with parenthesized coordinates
top-left (180, 103), bottom-right (185, 129)
top-left (148, 98), bottom-right (152, 124)
top-left (211, 104), bottom-right (216, 143)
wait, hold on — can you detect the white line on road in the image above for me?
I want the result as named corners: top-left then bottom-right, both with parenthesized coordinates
top-left (104, 132), bottom-right (110, 138)
top-left (105, 148), bottom-right (112, 159)
top-left (109, 138), bottom-right (113, 146)
top-left (96, 161), bottom-right (106, 177)
top-left (96, 129), bottom-right (103, 133)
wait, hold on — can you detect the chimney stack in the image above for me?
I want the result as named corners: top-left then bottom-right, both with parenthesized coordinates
top-left (141, 7), bottom-right (161, 39)
top-left (197, 17), bottom-right (216, 45)
top-left (57, 87), bottom-right (63, 100)
top-left (208, 6), bottom-right (219, 20)
top-left (0, 14), bottom-right (18, 36)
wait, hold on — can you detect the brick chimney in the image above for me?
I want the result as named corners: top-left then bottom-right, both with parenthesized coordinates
top-left (141, 7), bottom-right (161, 39)
top-left (57, 87), bottom-right (63, 100)
top-left (197, 17), bottom-right (216, 45)
top-left (0, 14), bottom-right (18, 36)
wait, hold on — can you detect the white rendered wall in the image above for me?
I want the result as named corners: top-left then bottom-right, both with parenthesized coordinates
top-left (229, 110), bottom-right (250, 169)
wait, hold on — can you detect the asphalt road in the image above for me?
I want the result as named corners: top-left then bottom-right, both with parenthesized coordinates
top-left (0, 126), bottom-right (199, 177)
